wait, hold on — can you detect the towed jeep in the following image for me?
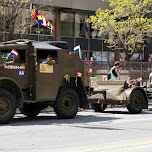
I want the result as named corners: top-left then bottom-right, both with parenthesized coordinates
top-left (0, 39), bottom-right (89, 124)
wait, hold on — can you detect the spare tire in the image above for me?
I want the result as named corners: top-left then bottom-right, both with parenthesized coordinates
top-left (91, 103), bottom-right (107, 112)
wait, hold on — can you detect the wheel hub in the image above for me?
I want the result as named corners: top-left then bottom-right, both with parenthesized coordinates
top-left (133, 95), bottom-right (141, 107)
top-left (62, 95), bottom-right (74, 113)
top-left (0, 97), bottom-right (10, 117)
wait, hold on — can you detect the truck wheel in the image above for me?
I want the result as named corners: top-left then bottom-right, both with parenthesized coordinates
top-left (0, 89), bottom-right (16, 124)
top-left (91, 103), bottom-right (107, 112)
top-left (54, 88), bottom-right (79, 119)
top-left (20, 104), bottom-right (41, 117)
top-left (127, 90), bottom-right (144, 114)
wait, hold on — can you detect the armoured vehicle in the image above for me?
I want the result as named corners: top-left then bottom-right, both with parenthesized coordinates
top-left (0, 39), bottom-right (89, 124)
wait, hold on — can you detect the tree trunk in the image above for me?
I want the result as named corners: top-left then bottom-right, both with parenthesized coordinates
top-left (114, 49), bottom-right (120, 61)
top-left (125, 52), bottom-right (132, 61)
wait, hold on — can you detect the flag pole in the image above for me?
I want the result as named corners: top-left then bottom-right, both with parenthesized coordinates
top-left (38, 23), bottom-right (40, 42)
top-left (30, 3), bottom-right (33, 39)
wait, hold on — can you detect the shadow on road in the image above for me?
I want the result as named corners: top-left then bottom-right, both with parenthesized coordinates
top-left (1, 112), bottom-right (120, 127)
top-left (103, 109), bottom-right (152, 115)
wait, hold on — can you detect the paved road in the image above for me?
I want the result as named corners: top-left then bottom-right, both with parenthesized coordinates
top-left (1, 107), bottom-right (152, 152)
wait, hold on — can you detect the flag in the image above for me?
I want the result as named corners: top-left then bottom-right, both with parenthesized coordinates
top-left (76, 72), bottom-right (82, 77)
top-left (3, 64), bottom-right (8, 69)
top-left (137, 77), bottom-right (142, 82)
top-left (89, 68), bottom-right (93, 73)
top-left (73, 45), bottom-right (82, 59)
top-left (11, 49), bottom-right (19, 56)
top-left (31, 4), bottom-right (55, 33)
top-left (102, 75), bottom-right (107, 81)
top-left (73, 45), bottom-right (80, 52)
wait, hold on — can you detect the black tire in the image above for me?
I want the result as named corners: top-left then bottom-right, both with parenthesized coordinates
top-left (127, 90), bottom-right (144, 114)
top-left (54, 87), bottom-right (79, 119)
top-left (91, 103), bottom-right (107, 112)
top-left (20, 103), bottom-right (41, 117)
top-left (0, 89), bottom-right (16, 124)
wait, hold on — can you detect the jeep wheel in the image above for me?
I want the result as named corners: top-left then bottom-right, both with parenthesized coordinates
top-left (54, 88), bottom-right (79, 119)
top-left (91, 103), bottom-right (107, 112)
top-left (127, 90), bottom-right (144, 114)
top-left (20, 104), bottom-right (41, 117)
top-left (0, 89), bottom-right (16, 124)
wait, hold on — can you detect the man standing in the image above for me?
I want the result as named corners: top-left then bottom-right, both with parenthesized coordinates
top-left (108, 61), bottom-right (122, 80)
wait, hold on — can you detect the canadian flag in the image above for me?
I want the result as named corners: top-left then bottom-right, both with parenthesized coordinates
top-left (89, 68), bottom-right (93, 73)
top-left (76, 72), bottom-right (82, 77)
top-left (91, 79), bottom-right (95, 85)
top-left (3, 64), bottom-right (8, 69)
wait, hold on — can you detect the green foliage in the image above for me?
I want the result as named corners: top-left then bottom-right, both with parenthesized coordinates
top-left (87, 0), bottom-right (152, 60)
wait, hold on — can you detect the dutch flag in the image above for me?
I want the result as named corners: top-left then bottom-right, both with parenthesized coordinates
top-left (73, 45), bottom-right (82, 59)
top-left (11, 49), bottom-right (19, 56)
top-left (73, 45), bottom-right (80, 52)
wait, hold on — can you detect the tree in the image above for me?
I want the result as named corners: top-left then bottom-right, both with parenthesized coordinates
top-left (0, 0), bottom-right (31, 40)
top-left (87, 0), bottom-right (152, 61)
top-left (0, 0), bottom-right (54, 41)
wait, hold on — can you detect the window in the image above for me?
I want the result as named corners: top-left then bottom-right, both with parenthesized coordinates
top-left (1, 49), bottom-right (26, 64)
top-left (75, 14), bottom-right (89, 38)
top-left (61, 13), bottom-right (74, 37)
top-left (37, 50), bottom-right (58, 64)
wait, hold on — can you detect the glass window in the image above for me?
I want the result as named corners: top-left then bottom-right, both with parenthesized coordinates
top-left (90, 29), bottom-right (102, 39)
top-left (37, 50), bottom-right (58, 64)
top-left (61, 13), bottom-right (74, 37)
top-left (75, 14), bottom-right (89, 38)
top-left (81, 51), bottom-right (88, 60)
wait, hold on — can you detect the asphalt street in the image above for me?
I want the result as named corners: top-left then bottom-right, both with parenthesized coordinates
top-left (1, 106), bottom-right (152, 152)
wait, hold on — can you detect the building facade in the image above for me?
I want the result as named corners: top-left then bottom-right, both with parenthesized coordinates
top-left (1, 0), bottom-right (150, 62)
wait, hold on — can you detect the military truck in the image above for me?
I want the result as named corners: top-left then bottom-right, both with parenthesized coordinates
top-left (0, 39), bottom-right (89, 124)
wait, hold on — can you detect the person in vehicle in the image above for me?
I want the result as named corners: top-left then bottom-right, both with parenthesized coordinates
top-left (5, 53), bottom-right (24, 64)
top-left (14, 54), bottom-right (21, 63)
top-left (43, 55), bottom-right (55, 64)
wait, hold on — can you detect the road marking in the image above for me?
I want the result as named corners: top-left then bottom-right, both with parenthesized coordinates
top-left (75, 141), bottom-right (152, 152)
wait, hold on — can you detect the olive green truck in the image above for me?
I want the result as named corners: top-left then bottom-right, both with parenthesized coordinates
top-left (0, 39), bottom-right (89, 124)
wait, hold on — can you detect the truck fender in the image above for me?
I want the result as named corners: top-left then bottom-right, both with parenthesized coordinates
top-left (0, 77), bottom-right (24, 108)
top-left (125, 87), bottom-right (148, 109)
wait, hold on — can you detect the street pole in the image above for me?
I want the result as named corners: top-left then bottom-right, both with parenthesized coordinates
top-left (3, 6), bottom-right (5, 42)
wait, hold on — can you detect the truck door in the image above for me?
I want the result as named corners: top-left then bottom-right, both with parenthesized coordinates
top-left (36, 49), bottom-right (59, 101)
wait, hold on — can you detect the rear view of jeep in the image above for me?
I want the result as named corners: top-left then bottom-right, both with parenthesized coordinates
top-left (0, 39), bottom-right (89, 124)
